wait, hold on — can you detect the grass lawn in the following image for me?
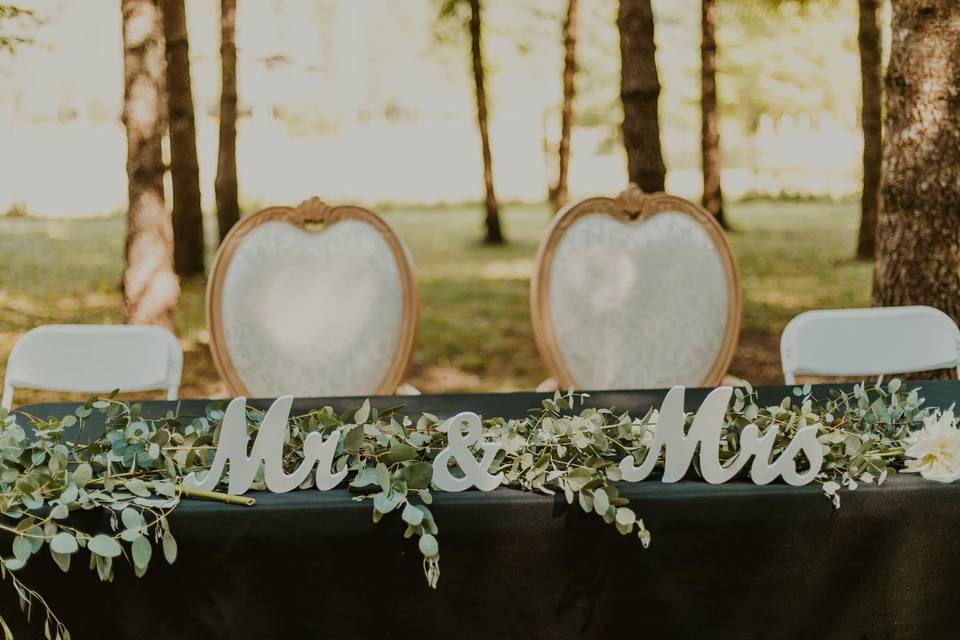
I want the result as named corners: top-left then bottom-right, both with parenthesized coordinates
top-left (0, 200), bottom-right (873, 404)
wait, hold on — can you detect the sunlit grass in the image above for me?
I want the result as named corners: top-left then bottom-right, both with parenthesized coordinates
top-left (0, 200), bottom-right (872, 403)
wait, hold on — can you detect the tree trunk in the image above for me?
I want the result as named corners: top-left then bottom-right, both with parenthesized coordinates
top-left (121, 0), bottom-right (179, 331)
top-left (162, 0), bottom-right (205, 276)
top-left (700, 0), bottom-right (725, 228)
top-left (872, 0), bottom-right (960, 321)
top-left (468, 0), bottom-right (504, 244)
top-left (856, 0), bottom-right (883, 260)
top-left (617, 0), bottom-right (666, 193)
top-left (552, 0), bottom-right (578, 213)
top-left (215, 0), bottom-right (240, 244)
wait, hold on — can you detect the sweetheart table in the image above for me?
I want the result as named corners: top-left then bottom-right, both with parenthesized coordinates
top-left (3, 382), bottom-right (960, 639)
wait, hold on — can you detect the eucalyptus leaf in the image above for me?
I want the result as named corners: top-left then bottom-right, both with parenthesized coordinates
top-left (593, 488), bottom-right (610, 516)
top-left (385, 443), bottom-right (417, 465)
top-left (401, 502), bottom-right (425, 526)
top-left (50, 533), bottom-right (78, 555)
top-left (12, 537), bottom-right (32, 562)
top-left (120, 529), bottom-right (140, 543)
top-left (418, 533), bottom-right (439, 558)
top-left (58, 483), bottom-right (78, 504)
top-left (125, 479), bottom-right (151, 498)
top-left (615, 507), bottom-right (635, 527)
top-left (375, 463), bottom-right (391, 494)
top-left (151, 480), bottom-right (177, 499)
top-left (373, 491), bottom-right (402, 514)
top-left (50, 549), bottom-right (71, 573)
top-left (3, 558), bottom-right (26, 572)
top-left (88, 535), bottom-right (122, 558)
top-left (342, 425), bottom-right (364, 452)
top-left (71, 463), bottom-right (93, 487)
top-left (406, 463), bottom-right (433, 490)
top-left (121, 507), bottom-right (144, 531)
top-left (50, 503), bottom-right (69, 520)
top-left (349, 466), bottom-right (378, 488)
top-left (355, 399), bottom-right (371, 425)
top-left (131, 534), bottom-right (152, 570)
top-left (162, 531), bottom-right (178, 564)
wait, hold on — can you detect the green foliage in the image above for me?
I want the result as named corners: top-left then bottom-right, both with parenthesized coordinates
top-left (436, 0), bottom-right (468, 22)
top-left (432, 0), bottom-right (472, 46)
top-left (0, 393), bottom-right (190, 639)
top-left (719, 0), bottom-right (858, 132)
top-left (0, 5), bottom-right (36, 53)
top-left (727, 379), bottom-right (927, 505)
top-left (0, 378), bottom-right (939, 637)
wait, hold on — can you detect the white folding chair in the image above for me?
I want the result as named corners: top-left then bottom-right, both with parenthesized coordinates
top-left (206, 197), bottom-right (419, 397)
top-left (2, 324), bottom-right (183, 409)
top-left (531, 185), bottom-right (741, 390)
top-left (780, 306), bottom-right (960, 384)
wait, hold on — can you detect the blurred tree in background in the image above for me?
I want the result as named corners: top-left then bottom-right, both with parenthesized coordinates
top-left (438, 0), bottom-right (504, 244)
top-left (550, 0), bottom-right (578, 213)
top-left (215, 0), bottom-right (239, 244)
top-left (873, 0), bottom-right (960, 320)
top-left (162, 0), bottom-right (205, 276)
top-left (856, 0), bottom-right (882, 260)
top-left (618, 0), bottom-right (666, 193)
top-left (700, 0), bottom-right (724, 226)
top-left (120, 0), bottom-right (179, 330)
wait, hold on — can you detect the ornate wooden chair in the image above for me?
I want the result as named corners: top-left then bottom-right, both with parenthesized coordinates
top-left (206, 197), bottom-right (418, 397)
top-left (531, 185), bottom-right (741, 391)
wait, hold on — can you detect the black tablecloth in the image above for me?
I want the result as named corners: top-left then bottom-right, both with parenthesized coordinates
top-left (4, 382), bottom-right (960, 639)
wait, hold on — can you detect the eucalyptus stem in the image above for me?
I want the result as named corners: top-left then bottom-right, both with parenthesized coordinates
top-left (175, 485), bottom-right (255, 506)
top-left (867, 448), bottom-right (906, 459)
top-left (0, 558), bottom-right (68, 639)
top-left (87, 469), bottom-right (144, 485)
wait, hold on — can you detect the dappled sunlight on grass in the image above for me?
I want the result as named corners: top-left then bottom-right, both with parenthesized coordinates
top-left (479, 259), bottom-right (534, 280)
top-left (0, 200), bottom-right (874, 401)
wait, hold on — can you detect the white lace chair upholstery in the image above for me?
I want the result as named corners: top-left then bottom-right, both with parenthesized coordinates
top-left (531, 185), bottom-right (741, 390)
top-left (207, 198), bottom-right (418, 397)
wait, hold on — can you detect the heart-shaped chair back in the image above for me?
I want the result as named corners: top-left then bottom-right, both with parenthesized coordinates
top-left (531, 185), bottom-right (740, 390)
top-left (207, 197), bottom-right (418, 397)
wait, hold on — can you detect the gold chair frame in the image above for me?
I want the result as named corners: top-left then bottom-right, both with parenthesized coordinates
top-left (530, 185), bottom-right (741, 389)
top-left (206, 197), bottom-right (419, 396)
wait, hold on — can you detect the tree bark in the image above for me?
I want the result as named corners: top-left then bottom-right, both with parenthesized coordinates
top-left (552, 0), bottom-right (578, 213)
top-left (872, 0), bottom-right (960, 321)
top-left (468, 0), bottom-right (504, 244)
top-left (162, 0), bottom-right (205, 276)
top-left (215, 0), bottom-right (240, 244)
top-left (700, 0), bottom-right (725, 227)
top-left (121, 0), bottom-right (179, 331)
top-left (856, 0), bottom-right (883, 260)
top-left (618, 0), bottom-right (666, 193)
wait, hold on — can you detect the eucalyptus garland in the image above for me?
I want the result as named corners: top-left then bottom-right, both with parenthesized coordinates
top-left (0, 380), bottom-right (942, 639)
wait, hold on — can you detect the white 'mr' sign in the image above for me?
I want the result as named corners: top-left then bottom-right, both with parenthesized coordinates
top-left (182, 396), bottom-right (346, 495)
